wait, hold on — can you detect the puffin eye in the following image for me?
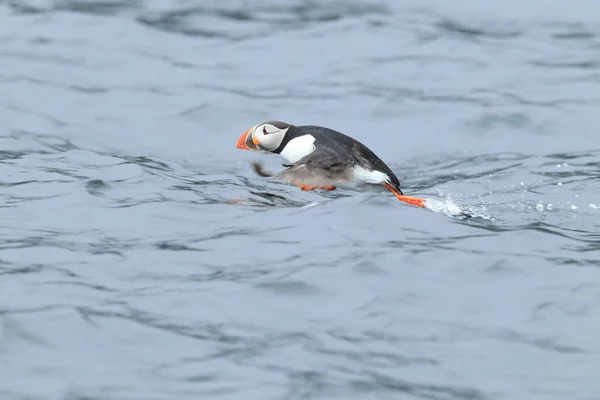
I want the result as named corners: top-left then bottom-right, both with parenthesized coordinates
top-left (262, 127), bottom-right (268, 135)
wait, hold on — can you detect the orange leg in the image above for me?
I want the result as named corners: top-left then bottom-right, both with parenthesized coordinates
top-left (385, 183), bottom-right (426, 208)
top-left (291, 181), bottom-right (336, 191)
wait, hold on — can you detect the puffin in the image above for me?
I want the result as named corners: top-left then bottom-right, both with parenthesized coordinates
top-left (235, 121), bottom-right (426, 208)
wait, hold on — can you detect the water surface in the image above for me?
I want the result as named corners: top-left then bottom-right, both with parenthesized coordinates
top-left (1, 1), bottom-right (600, 399)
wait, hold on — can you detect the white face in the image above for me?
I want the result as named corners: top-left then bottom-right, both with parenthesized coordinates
top-left (252, 123), bottom-right (288, 152)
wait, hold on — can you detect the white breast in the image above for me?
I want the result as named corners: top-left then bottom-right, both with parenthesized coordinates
top-left (279, 134), bottom-right (316, 164)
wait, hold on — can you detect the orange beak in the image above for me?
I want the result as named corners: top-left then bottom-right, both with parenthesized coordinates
top-left (236, 126), bottom-right (258, 151)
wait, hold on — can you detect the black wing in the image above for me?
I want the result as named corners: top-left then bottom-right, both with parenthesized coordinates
top-left (295, 125), bottom-right (402, 190)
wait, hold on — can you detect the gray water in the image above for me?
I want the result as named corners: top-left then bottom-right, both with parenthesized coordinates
top-left (1, 1), bottom-right (600, 399)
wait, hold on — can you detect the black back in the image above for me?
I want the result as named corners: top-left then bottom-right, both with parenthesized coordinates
top-left (274, 124), bottom-right (402, 190)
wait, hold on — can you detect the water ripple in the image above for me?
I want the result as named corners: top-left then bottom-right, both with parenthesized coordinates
top-left (2, 1), bottom-right (600, 399)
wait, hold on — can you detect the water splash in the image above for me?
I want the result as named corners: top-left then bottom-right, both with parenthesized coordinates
top-left (424, 196), bottom-right (495, 221)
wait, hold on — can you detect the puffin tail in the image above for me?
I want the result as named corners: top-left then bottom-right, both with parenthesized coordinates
top-left (384, 182), bottom-right (426, 208)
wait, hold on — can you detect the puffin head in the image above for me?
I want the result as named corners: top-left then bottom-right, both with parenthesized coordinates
top-left (236, 121), bottom-right (291, 153)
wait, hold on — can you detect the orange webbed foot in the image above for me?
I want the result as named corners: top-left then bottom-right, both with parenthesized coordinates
top-left (291, 181), bottom-right (335, 191)
top-left (291, 181), bottom-right (315, 191)
top-left (384, 183), bottom-right (426, 208)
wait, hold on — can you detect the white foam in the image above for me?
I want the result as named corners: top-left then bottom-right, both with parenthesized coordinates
top-left (423, 196), bottom-right (494, 221)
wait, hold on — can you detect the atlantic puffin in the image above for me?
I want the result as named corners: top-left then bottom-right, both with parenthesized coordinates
top-left (235, 121), bottom-right (426, 208)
